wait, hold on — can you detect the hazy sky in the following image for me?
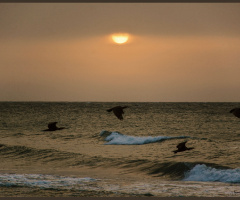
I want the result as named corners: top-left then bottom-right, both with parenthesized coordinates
top-left (1, 3), bottom-right (240, 102)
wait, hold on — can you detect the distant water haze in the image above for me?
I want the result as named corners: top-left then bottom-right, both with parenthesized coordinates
top-left (0, 3), bottom-right (240, 102)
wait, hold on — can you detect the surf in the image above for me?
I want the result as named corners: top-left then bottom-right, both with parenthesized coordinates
top-left (100, 130), bottom-right (190, 145)
top-left (184, 164), bottom-right (240, 183)
top-left (0, 173), bottom-right (96, 190)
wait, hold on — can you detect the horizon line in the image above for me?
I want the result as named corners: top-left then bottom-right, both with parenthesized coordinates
top-left (0, 101), bottom-right (239, 103)
top-left (1, 0), bottom-right (240, 3)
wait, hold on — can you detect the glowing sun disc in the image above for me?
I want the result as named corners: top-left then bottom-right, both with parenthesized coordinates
top-left (112, 34), bottom-right (129, 44)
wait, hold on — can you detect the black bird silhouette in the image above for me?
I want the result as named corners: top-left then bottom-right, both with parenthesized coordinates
top-left (173, 141), bottom-right (194, 154)
top-left (107, 106), bottom-right (128, 120)
top-left (42, 122), bottom-right (65, 131)
top-left (230, 108), bottom-right (240, 118)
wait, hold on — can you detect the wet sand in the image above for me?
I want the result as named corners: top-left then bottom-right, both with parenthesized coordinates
top-left (0, 186), bottom-right (152, 197)
top-left (1, 181), bottom-right (240, 197)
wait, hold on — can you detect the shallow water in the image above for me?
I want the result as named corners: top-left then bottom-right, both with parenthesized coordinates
top-left (0, 102), bottom-right (240, 197)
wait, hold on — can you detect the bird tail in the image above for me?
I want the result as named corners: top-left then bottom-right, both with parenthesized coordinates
top-left (106, 108), bottom-right (113, 112)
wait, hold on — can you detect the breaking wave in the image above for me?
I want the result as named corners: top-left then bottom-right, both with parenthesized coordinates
top-left (0, 173), bottom-right (96, 190)
top-left (100, 130), bottom-right (189, 145)
top-left (184, 164), bottom-right (240, 183)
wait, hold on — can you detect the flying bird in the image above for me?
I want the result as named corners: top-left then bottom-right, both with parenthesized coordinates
top-left (107, 106), bottom-right (128, 120)
top-left (173, 141), bottom-right (194, 154)
top-left (230, 108), bottom-right (240, 118)
top-left (42, 122), bottom-right (65, 131)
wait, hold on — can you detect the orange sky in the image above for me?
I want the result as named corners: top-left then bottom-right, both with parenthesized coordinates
top-left (0, 3), bottom-right (240, 102)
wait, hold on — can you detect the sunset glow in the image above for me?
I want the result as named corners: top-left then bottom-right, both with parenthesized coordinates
top-left (1, 4), bottom-right (240, 102)
top-left (111, 33), bottom-right (129, 44)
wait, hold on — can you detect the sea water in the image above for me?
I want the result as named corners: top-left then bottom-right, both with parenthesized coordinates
top-left (0, 102), bottom-right (240, 197)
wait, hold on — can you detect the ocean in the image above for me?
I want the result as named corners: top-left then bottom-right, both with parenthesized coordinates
top-left (0, 102), bottom-right (240, 197)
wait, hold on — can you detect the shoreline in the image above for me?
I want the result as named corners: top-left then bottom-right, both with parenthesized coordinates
top-left (1, 185), bottom-right (240, 197)
top-left (0, 186), bottom-right (152, 197)
top-left (1, 168), bottom-right (240, 197)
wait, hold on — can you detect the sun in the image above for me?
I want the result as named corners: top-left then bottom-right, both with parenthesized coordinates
top-left (111, 33), bottom-right (129, 44)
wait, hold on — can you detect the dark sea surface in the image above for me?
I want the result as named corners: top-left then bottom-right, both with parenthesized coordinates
top-left (0, 102), bottom-right (240, 197)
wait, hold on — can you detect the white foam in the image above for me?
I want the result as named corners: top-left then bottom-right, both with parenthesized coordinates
top-left (0, 173), bottom-right (96, 189)
top-left (184, 164), bottom-right (240, 183)
top-left (102, 131), bottom-right (189, 145)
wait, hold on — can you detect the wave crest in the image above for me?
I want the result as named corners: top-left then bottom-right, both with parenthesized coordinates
top-left (0, 173), bottom-right (96, 189)
top-left (100, 130), bottom-right (190, 145)
top-left (184, 164), bottom-right (240, 183)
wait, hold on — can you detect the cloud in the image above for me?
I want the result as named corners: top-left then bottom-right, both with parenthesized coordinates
top-left (0, 3), bottom-right (240, 40)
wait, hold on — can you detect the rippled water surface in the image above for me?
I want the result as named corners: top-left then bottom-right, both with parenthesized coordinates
top-left (0, 102), bottom-right (240, 197)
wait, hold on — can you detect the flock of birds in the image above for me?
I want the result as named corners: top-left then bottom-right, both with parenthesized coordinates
top-left (42, 106), bottom-right (240, 154)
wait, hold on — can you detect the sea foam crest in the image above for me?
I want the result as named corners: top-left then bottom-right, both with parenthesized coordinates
top-left (100, 130), bottom-right (189, 145)
top-left (184, 164), bottom-right (240, 183)
top-left (0, 173), bottom-right (96, 189)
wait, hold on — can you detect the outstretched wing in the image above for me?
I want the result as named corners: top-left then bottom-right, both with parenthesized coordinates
top-left (177, 141), bottom-right (187, 150)
top-left (107, 108), bottom-right (113, 112)
top-left (230, 108), bottom-right (240, 118)
top-left (113, 108), bottom-right (124, 120)
top-left (107, 106), bottom-right (128, 120)
top-left (48, 122), bottom-right (58, 130)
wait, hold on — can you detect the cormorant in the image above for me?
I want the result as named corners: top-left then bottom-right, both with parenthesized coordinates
top-left (230, 108), bottom-right (240, 118)
top-left (173, 141), bottom-right (194, 154)
top-left (42, 122), bottom-right (65, 131)
top-left (107, 106), bottom-right (128, 120)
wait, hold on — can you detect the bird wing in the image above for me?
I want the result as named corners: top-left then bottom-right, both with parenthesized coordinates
top-left (232, 108), bottom-right (240, 118)
top-left (113, 108), bottom-right (124, 120)
top-left (177, 141), bottom-right (187, 150)
top-left (107, 108), bottom-right (113, 112)
top-left (230, 109), bottom-right (235, 113)
top-left (48, 122), bottom-right (58, 129)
